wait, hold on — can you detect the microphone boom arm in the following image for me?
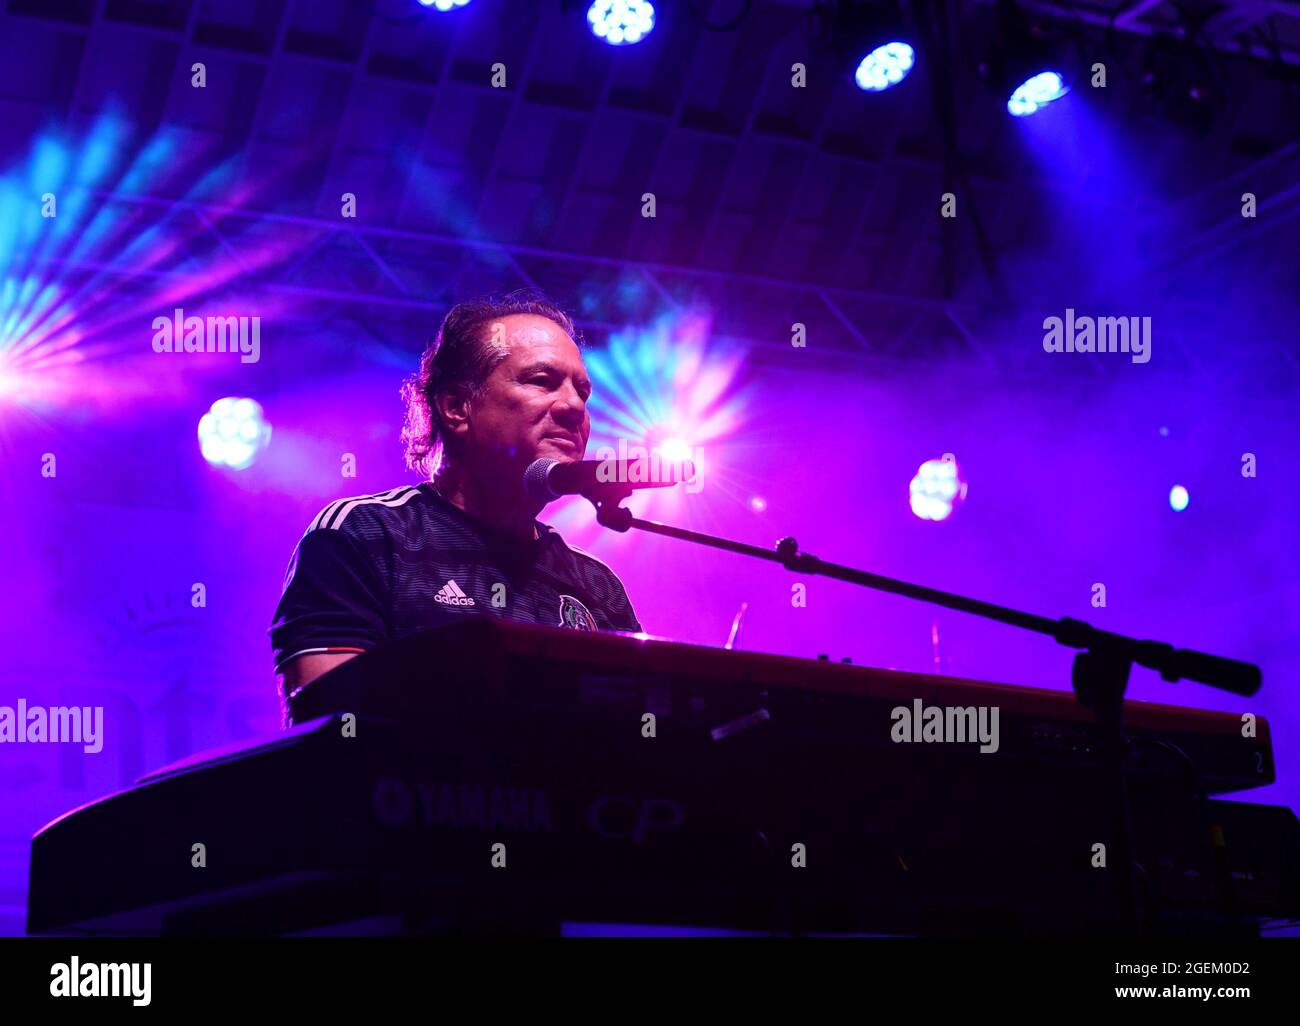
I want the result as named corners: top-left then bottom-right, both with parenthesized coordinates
top-left (586, 493), bottom-right (1262, 937)
top-left (587, 497), bottom-right (1261, 696)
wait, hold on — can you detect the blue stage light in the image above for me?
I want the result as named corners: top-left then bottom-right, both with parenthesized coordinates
top-left (1007, 70), bottom-right (1068, 117)
top-left (418, 0), bottom-right (471, 10)
top-left (588, 0), bottom-right (655, 46)
top-left (854, 42), bottom-right (915, 92)
top-left (199, 397), bottom-right (271, 470)
top-left (1169, 484), bottom-right (1189, 512)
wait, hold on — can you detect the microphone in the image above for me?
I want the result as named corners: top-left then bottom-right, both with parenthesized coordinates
top-left (524, 457), bottom-right (696, 503)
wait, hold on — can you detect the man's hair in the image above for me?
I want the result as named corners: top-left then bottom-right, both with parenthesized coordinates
top-left (400, 290), bottom-right (580, 477)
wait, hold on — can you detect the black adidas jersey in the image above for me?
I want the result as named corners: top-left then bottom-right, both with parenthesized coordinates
top-left (269, 483), bottom-right (642, 674)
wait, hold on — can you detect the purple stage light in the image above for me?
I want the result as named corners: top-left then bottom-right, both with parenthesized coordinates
top-left (909, 454), bottom-right (967, 521)
top-left (658, 436), bottom-right (693, 465)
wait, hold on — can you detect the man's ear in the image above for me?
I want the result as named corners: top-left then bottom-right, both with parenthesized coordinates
top-left (434, 386), bottom-right (472, 438)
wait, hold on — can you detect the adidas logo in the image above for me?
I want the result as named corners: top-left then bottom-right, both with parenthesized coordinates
top-left (434, 579), bottom-right (476, 607)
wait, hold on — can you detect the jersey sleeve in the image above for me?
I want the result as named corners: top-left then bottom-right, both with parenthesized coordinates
top-left (269, 526), bottom-right (390, 674)
top-left (605, 575), bottom-right (643, 633)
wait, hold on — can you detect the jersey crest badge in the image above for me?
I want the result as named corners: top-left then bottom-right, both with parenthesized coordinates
top-left (558, 594), bottom-right (597, 631)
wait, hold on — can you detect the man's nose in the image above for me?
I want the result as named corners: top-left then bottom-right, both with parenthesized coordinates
top-left (552, 383), bottom-right (585, 422)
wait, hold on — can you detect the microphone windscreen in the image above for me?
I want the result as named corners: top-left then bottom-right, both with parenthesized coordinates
top-left (1166, 649), bottom-right (1262, 696)
top-left (524, 458), bottom-right (560, 502)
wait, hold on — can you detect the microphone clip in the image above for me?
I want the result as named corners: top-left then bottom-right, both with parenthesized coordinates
top-left (584, 482), bottom-right (635, 532)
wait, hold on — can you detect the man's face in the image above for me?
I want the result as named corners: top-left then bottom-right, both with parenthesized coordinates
top-left (456, 313), bottom-right (591, 486)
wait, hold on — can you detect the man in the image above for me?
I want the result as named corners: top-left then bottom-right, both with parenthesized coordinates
top-left (269, 293), bottom-right (642, 696)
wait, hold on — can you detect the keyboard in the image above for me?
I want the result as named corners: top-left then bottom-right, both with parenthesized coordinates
top-left (27, 619), bottom-right (1295, 936)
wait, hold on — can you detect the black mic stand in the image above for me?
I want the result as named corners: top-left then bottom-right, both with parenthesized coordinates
top-left (586, 485), bottom-right (1263, 935)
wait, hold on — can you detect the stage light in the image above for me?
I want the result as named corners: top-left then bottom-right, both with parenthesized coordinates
top-left (544, 310), bottom-right (750, 544)
top-left (983, 1), bottom-right (1072, 118)
top-left (1170, 485), bottom-right (1189, 512)
top-left (0, 113), bottom-right (317, 415)
top-left (659, 436), bottom-right (693, 465)
top-left (1007, 70), bottom-right (1068, 117)
top-left (0, 347), bottom-right (17, 398)
top-left (749, 496), bottom-right (767, 513)
top-left (588, 0), bottom-right (655, 46)
top-left (855, 41), bottom-right (915, 92)
top-left (198, 396), bottom-right (272, 470)
top-left (418, 0), bottom-right (471, 10)
top-left (816, 1), bottom-right (915, 93)
top-left (909, 454), bottom-right (967, 522)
